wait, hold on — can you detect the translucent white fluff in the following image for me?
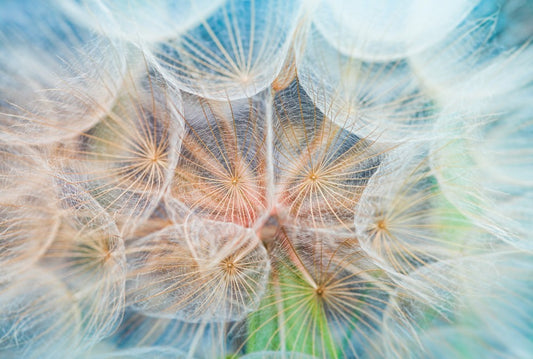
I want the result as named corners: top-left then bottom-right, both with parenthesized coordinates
top-left (0, 145), bottom-right (59, 282)
top-left (0, 1), bottom-right (126, 144)
top-left (150, 0), bottom-right (306, 100)
top-left (354, 145), bottom-right (488, 276)
top-left (127, 219), bottom-right (270, 322)
top-left (51, 64), bottom-right (183, 236)
top-left (56, 0), bottom-right (226, 43)
top-left (431, 93), bottom-right (533, 250)
top-left (379, 251), bottom-right (533, 358)
top-left (411, 9), bottom-right (533, 105)
top-left (297, 28), bottom-right (437, 143)
top-left (86, 345), bottom-right (187, 359)
top-left (45, 178), bottom-right (127, 346)
top-left (0, 270), bottom-right (83, 359)
top-left (312, 0), bottom-right (478, 61)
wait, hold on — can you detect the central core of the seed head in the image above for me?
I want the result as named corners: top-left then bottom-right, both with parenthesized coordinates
top-left (254, 206), bottom-right (287, 247)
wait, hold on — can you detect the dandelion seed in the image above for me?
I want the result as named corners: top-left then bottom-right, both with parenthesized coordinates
top-left (312, 0), bottom-right (479, 61)
top-left (126, 219), bottom-right (270, 322)
top-left (114, 312), bottom-right (242, 357)
top-left (56, 0), bottom-right (226, 43)
top-left (0, 145), bottom-right (59, 282)
top-left (430, 90), bottom-right (533, 250)
top-left (379, 250), bottom-right (533, 358)
top-left (151, 0), bottom-right (307, 100)
top-left (272, 82), bottom-right (381, 229)
top-left (0, 1), bottom-right (126, 145)
top-left (245, 227), bottom-right (397, 359)
top-left (170, 93), bottom-right (268, 227)
top-left (354, 145), bottom-right (491, 275)
top-left (296, 27), bottom-right (437, 143)
top-left (51, 63), bottom-right (182, 235)
top-left (0, 270), bottom-right (83, 359)
top-left (41, 178), bottom-right (126, 345)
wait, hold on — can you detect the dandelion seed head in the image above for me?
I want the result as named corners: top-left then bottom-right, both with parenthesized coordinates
top-left (1, 0), bottom-right (532, 358)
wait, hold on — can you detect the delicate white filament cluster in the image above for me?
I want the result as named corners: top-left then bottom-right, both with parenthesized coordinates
top-left (0, 0), bottom-right (531, 358)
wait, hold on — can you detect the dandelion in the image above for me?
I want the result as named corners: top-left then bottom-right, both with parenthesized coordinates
top-left (0, 0), bottom-right (532, 358)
